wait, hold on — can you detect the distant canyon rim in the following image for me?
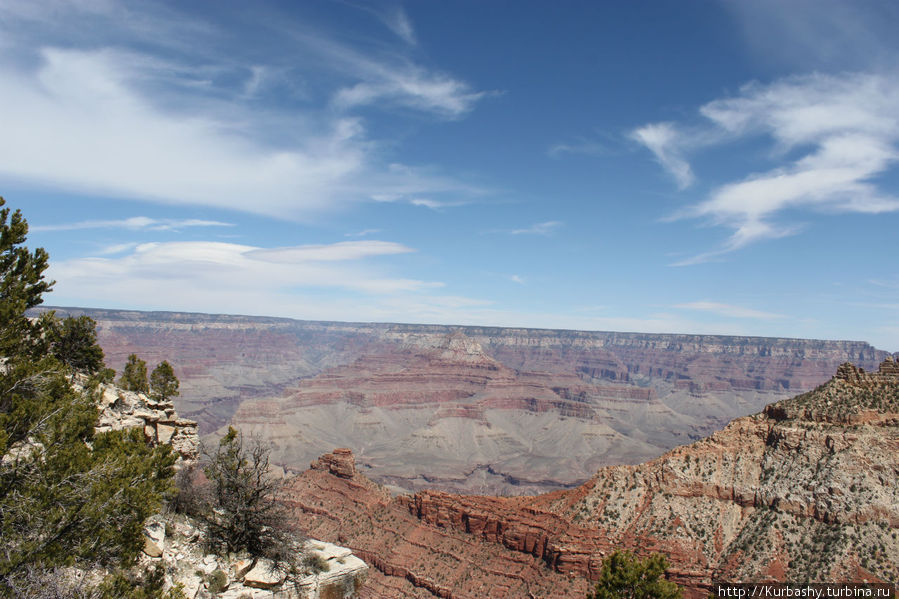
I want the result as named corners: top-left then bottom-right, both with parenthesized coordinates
top-left (37, 307), bottom-right (895, 495)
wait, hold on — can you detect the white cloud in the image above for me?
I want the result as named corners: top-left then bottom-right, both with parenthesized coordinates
top-left (869, 278), bottom-right (899, 290)
top-left (271, 14), bottom-right (485, 118)
top-left (547, 139), bottom-right (607, 158)
top-left (98, 242), bottom-right (138, 255)
top-left (509, 221), bottom-right (563, 235)
top-left (673, 301), bottom-right (786, 320)
top-left (32, 216), bottom-right (233, 232)
top-left (721, 0), bottom-right (899, 72)
top-left (0, 48), bottom-right (364, 218)
top-left (630, 123), bottom-right (694, 188)
top-left (409, 198), bottom-right (450, 209)
top-left (509, 274), bottom-right (525, 285)
top-left (370, 175), bottom-right (478, 209)
top-left (46, 239), bottom-right (814, 341)
top-left (635, 72), bottom-right (899, 263)
top-left (385, 7), bottom-right (416, 45)
top-left (246, 241), bottom-right (413, 263)
top-left (357, 4), bottom-right (416, 45)
top-left (345, 228), bottom-right (382, 238)
top-left (50, 240), bottom-right (439, 308)
top-left (0, 5), bottom-right (487, 220)
top-left (333, 66), bottom-right (485, 118)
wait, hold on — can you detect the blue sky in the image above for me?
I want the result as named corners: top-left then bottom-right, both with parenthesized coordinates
top-left (2, 0), bottom-right (898, 351)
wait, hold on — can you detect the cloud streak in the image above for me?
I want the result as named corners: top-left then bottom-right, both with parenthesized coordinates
top-left (32, 216), bottom-right (233, 232)
top-left (630, 123), bottom-right (694, 189)
top-left (508, 221), bottom-right (563, 235)
top-left (332, 65), bottom-right (485, 118)
top-left (674, 301), bottom-right (786, 320)
top-left (51, 240), bottom-right (438, 303)
top-left (0, 3), bottom-right (487, 220)
top-left (634, 72), bottom-right (899, 263)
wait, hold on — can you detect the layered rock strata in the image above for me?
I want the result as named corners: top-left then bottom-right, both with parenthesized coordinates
top-left (284, 362), bottom-right (899, 598)
top-left (282, 450), bottom-right (592, 599)
top-left (37, 307), bottom-right (894, 494)
top-left (78, 376), bottom-right (199, 461)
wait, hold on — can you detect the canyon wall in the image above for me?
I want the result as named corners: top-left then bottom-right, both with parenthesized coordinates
top-left (283, 361), bottom-right (899, 598)
top-left (37, 307), bottom-right (893, 494)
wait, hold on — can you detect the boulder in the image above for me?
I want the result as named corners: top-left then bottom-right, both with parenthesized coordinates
top-left (242, 559), bottom-right (285, 589)
top-left (156, 423), bottom-right (175, 444)
top-left (142, 521), bottom-right (165, 558)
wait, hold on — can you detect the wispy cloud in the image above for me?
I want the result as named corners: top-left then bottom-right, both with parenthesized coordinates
top-left (345, 3), bottom-right (417, 45)
top-left (630, 123), bottom-right (694, 188)
top-left (674, 301), bottom-right (786, 320)
top-left (634, 72), bottom-right (899, 264)
top-left (0, 3), bottom-right (487, 220)
top-left (345, 228), bottom-right (382, 238)
top-left (332, 65), bottom-right (485, 118)
top-left (270, 9), bottom-right (485, 119)
top-left (33, 216), bottom-right (233, 232)
top-left (384, 6), bottom-right (416, 45)
top-left (509, 221), bottom-right (563, 235)
top-left (547, 139), bottom-right (608, 158)
top-left (409, 198), bottom-right (455, 209)
top-left (371, 184), bottom-right (475, 209)
top-left (51, 240), bottom-right (438, 302)
top-left (869, 278), bottom-right (899, 290)
top-left (98, 242), bottom-right (138, 256)
top-left (246, 240), bottom-right (414, 263)
top-left (509, 274), bottom-right (526, 285)
top-left (722, 0), bottom-right (899, 72)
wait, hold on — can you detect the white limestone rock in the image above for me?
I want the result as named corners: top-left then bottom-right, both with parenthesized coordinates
top-left (243, 558), bottom-right (286, 589)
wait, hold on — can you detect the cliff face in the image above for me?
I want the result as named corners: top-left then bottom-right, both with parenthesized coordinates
top-left (37, 307), bottom-right (894, 494)
top-left (281, 451), bottom-right (594, 599)
top-left (283, 361), bottom-right (899, 598)
top-left (84, 377), bottom-right (369, 599)
top-left (78, 376), bottom-right (199, 462)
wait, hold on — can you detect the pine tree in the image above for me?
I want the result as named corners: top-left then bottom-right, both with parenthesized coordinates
top-left (149, 361), bottom-right (179, 403)
top-left (197, 427), bottom-right (294, 563)
top-left (0, 198), bottom-right (176, 592)
top-left (587, 551), bottom-right (682, 599)
top-left (49, 315), bottom-right (106, 374)
top-left (119, 354), bottom-right (149, 393)
top-left (0, 198), bottom-right (53, 359)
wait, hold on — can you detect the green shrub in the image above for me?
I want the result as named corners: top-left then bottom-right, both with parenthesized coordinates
top-left (303, 554), bottom-right (330, 574)
top-left (0, 198), bottom-right (176, 593)
top-left (119, 354), bottom-right (149, 393)
top-left (194, 427), bottom-right (299, 569)
top-left (206, 569), bottom-right (227, 594)
top-left (587, 550), bottom-right (682, 599)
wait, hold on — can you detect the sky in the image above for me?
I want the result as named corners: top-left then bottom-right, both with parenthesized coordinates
top-left (2, 0), bottom-right (898, 351)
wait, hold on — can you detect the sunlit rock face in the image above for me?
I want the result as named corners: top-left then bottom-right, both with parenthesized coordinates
top-left (40, 307), bottom-right (893, 495)
top-left (282, 362), bottom-right (899, 599)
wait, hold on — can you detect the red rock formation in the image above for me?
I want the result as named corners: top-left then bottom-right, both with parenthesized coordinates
top-left (283, 363), bottom-right (899, 598)
top-left (835, 356), bottom-right (899, 385)
top-left (312, 448), bottom-right (357, 479)
top-left (34, 307), bottom-right (895, 495)
top-left (280, 453), bottom-right (593, 599)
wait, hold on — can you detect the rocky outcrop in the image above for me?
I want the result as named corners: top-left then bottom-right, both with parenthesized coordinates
top-left (835, 356), bottom-right (899, 385)
top-left (312, 449), bottom-right (357, 479)
top-left (283, 362), bottom-right (899, 598)
top-left (78, 376), bottom-right (199, 461)
top-left (85, 377), bottom-right (370, 598)
top-left (36, 307), bottom-right (894, 495)
top-left (280, 452), bottom-right (592, 599)
top-left (138, 514), bottom-right (368, 599)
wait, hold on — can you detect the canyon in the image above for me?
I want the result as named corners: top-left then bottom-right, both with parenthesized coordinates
top-left (282, 359), bottom-right (899, 598)
top-left (38, 307), bottom-right (893, 494)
